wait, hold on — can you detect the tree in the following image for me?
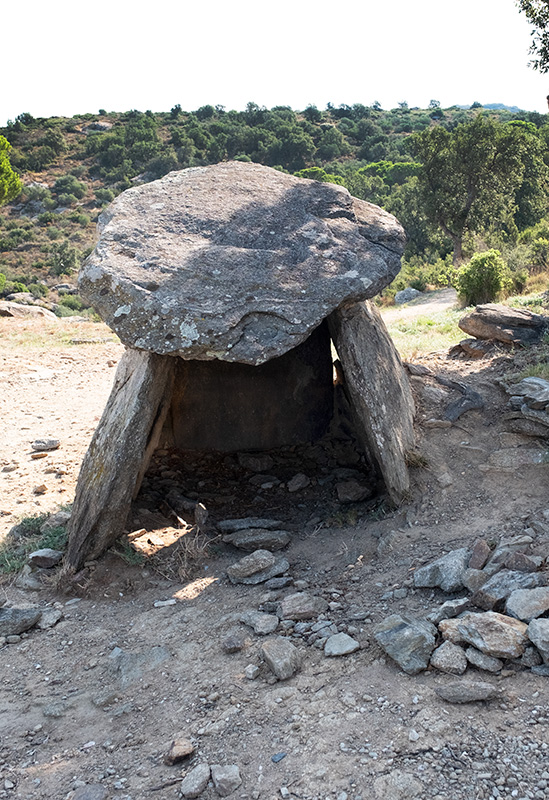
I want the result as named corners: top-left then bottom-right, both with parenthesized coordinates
top-left (0, 136), bottom-right (22, 206)
top-left (517, 0), bottom-right (549, 71)
top-left (412, 115), bottom-right (547, 264)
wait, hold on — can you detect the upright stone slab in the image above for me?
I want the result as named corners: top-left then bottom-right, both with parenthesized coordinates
top-left (329, 300), bottom-right (415, 503)
top-left (64, 349), bottom-right (175, 571)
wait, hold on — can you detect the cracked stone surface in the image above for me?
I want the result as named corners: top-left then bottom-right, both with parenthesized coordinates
top-left (79, 162), bottom-right (405, 365)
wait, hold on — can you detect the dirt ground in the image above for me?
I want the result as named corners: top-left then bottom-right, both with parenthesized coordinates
top-left (1, 307), bottom-right (549, 800)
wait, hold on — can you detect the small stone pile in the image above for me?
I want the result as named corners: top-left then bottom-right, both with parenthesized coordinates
top-left (220, 518), bottom-right (362, 679)
top-left (501, 375), bottom-right (549, 439)
top-left (374, 530), bottom-right (549, 691)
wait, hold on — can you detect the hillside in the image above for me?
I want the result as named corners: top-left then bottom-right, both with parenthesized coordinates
top-left (1, 101), bottom-right (547, 314)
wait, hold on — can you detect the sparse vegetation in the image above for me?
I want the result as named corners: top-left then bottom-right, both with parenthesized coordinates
top-left (0, 514), bottom-right (67, 574)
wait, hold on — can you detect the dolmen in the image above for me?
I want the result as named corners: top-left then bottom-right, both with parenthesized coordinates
top-left (64, 162), bottom-right (415, 571)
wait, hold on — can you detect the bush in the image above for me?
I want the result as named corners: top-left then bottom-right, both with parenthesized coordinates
top-left (95, 187), bottom-right (115, 206)
top-left (456, 249), bottom-right (512, 305)
top-left (53, 175), bottom-right (87, 199)
top-left (28, 282), bottom-right (48, 298)
top-left (0, 273), bottom-right (5, 293)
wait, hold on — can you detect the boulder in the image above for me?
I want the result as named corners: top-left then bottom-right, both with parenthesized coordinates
top-left (373, 614), bottom-right (437, 675)
top-left (395, 287), bottom-right (422, 305)
top-left (472, 569), bottom-right (545, 610)
top-left (0, 607), bottom-right (41, 636)
top-left (222, 528), bottom-right (291, 552)
top-left (527, 618), bottom-right (549, 662)
top-left (0, 301), bottom-right (58, 320)
top-left (80, 162), bottom-right (405, 366)
top-left (458, 304), bottom-right (549, 346)
top-left (439, 611), bottom-right (528, 659)
top-left (413, 548), bottom-right (469, 593)
top-left (505, 587), bottom-right (549, 622)
top-left (261, 637), bottom-right (302, 679)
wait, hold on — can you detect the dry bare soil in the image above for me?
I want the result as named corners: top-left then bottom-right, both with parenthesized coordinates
top-left (1, 310), bottom-right (549, 800)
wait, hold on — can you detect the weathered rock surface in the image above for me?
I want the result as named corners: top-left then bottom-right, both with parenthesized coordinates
top-left (64, 349), bottom-right (175, 570)
top-left (222, 528), bottom-right (291, 551)
top-left (435, 680), bottom-right (499, 704)
top-left (413, 548), bottom-right (469, 593)
top-left (464, 647), bottom-right (503, 673)
top-left (328, 300), bottom-right (415, 504)
top-left (324, 632), bottom-right (360, 656)
top-left (217, 518), bottom-right (283, 532)
top-left (210, 764), bottom-right (242, 797)
top-left (335, 479), bottom-right (372, 503)
top-left (439, 611), bottom-right (528, 658)
top-left (0, 301), bottom-right (58, 320)
top-left (239, 610), bottom-right (279, 635)
top-left (506, 376), bottom-right (549, 407)
top-left (373, 614), bottom-right (437, 674)
top-left (261, 637), bottom-right (302, 679)
top-left (163, 737), bottom-right (194, 765)
top-left (426, 597), bottom-right (470, 625)
top-left (226, 550), bottom-right (289, 585)
top-left (0, 607), bottom-right (41, 636)
top-left (472, 569), bottom-right (544, 610)
top-left (71, 786), bottom-right (108, 800)
top-left (278, 592), bottom-right (329, 620)
top-left (180, 764), bottom-right (211, 799)
top-left (468, 538), bottom-right (492, 570)
top-left (80, 162), bottom-right (405, 366)
top-left (528, 619), bottom-right (549, 662)
top-left (505, 587), bottom-right (549, 622)
top-left (429, 641), bottom-right (467, 674)
top-left (27, 548), bottom-right (64, 568)
top-left (458, 304), bottom-right (549, 345)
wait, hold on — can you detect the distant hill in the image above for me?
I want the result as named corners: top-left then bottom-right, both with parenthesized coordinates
top-left (457, 103), bottom-right (523, 113)
top-left (0, 102), bottom-right (546, 314)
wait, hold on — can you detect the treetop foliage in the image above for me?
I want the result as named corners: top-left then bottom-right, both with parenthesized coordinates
top-left (517, 0), bottom-right (549, 71)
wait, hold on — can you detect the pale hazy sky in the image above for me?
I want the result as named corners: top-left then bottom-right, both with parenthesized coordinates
top-left (3, 0), bottom-right (549, 125)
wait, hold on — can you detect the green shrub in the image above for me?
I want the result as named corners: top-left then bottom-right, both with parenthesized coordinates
top-left (53, 175), bottom-right (87, 199)
top-left (456, 249), bottom-right (513, 305)
top-left (0, 273), bottom-right (5, 293)
top-left (28, 282), bottom-right (48, 298)
top-left (59, 294), bottom-right (84, 310)
top-left (95, 187), bottom-right (115, 206)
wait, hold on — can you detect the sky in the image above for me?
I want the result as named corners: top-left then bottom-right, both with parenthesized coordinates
top-left (3, 0), bottom-right (549, 125)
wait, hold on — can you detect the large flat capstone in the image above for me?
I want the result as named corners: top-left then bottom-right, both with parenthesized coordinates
top-left (79, 162), bottom-right (405, 366)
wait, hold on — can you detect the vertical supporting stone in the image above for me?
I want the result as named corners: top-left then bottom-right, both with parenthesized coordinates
top-left (328, 300), bottom-right (415, 504)
top-left (63, 349), bottom-right (175, 572)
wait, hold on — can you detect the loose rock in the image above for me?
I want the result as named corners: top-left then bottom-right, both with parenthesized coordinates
top-left (163, 737), bottom-right (194, 765)
top-left (472, 569), bottom-right (544, 610)
top-left (0, 607), bottom-right (41, 637)
top-left (261, 637), bottom-right (302, 680)
top-left (505, 587), bottom-right (549, 622)
top-left (287, 473), bottom-right (310, 493)
top-left (180, 764), bottom-right (211, 799)
top-left (435, 680), bottom-right (499, 704)
top-left (277, 592), bottom-right (329, 620)
top-left (464, 647), bottom-right (503, 673)
top-left (527, 618), bottom-right (549, 663)
top-left (373, 614), bottom-right (437, 674)
top-left (413, 548), bottom-right (469, 593)
top-left (217, 518), bottom-right (283, 533)
top-left (223, 528), bottom-right (291, 552)
top-left (27, 548), bottom-right (64, 568)
top-left (239, 611), bottom-right (279, 635)
top-left (210, 764), bottom-right (242, 797)
top-left (324, 632), bottom-right (360, 656)
top-left (429, 641), bottom-right (467, 675)
top-left (439, 611), bottom-right (528, 658)
top-left (226, 550), bottom-right (289, 584)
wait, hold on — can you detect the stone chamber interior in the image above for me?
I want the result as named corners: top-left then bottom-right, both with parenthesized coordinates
top-left (131, 321), bottom-right (385, 540)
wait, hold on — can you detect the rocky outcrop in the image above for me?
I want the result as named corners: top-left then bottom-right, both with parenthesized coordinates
top-left (79, 162), bottom-right (405, 366)
top-left (458, 304), bottom-right (549, 346)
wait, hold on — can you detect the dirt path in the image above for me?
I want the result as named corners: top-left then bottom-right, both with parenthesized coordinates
top-left (381, 287), bottom-right (459, 322)
top-left (2, 316), bottom-right (549, 800)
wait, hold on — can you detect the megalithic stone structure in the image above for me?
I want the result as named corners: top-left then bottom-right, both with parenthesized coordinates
top-left (63, 162), bottom-right (415, 572)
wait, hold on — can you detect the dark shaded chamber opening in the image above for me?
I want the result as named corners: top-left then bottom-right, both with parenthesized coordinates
top-left (133, 321), bottom-right (383, 531)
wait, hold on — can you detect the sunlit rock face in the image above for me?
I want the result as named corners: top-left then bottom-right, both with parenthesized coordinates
top-left (79, 161), bottom-right (405, 366)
